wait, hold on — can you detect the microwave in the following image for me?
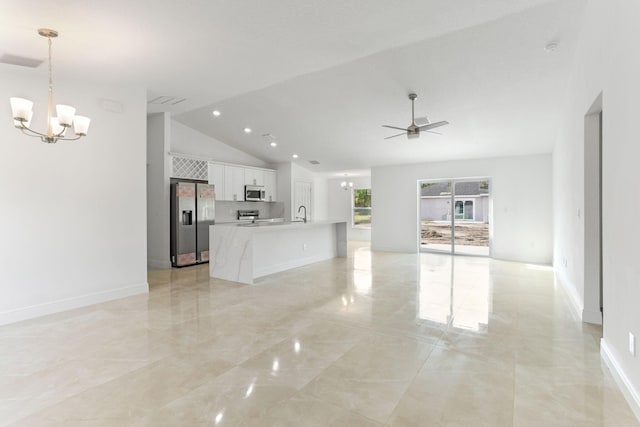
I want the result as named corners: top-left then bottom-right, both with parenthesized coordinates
top-left (245, 185), bottom-right (265, 202)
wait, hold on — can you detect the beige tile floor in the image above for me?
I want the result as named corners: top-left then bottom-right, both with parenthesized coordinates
top-left (0, 242), bottom-right (637, 426)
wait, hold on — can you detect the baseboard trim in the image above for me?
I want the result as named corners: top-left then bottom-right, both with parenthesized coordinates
top-left (0, 282), bottom-right (149, 326)
top-left (601, 338), bottom-right (640, 422)
top-left (555, 270), bottom-right (583, 321)
top-left (148, 258), bottom-right (172, 269)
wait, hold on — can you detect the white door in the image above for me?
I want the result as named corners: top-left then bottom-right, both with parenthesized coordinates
top-left (294, 181), bottom-right (312, 221)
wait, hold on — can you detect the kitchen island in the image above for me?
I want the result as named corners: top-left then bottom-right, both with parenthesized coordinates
top-left (209, 221), bottom-right (347, 284)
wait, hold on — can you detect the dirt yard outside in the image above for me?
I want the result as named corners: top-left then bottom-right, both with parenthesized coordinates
top-left (421, 221), bottom-right (489, 247)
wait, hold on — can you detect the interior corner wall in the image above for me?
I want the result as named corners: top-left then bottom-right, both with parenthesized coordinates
top-left (371, 154), bottom-right (552, 264)
top-left (276, 162), bottom-right (292, 221)
top-left (147, 113), bottom-right (171, 269)
top-left (327, 176), bottom-right (372, 241)
top-left (0, 68), bottom-right (148, 325)
top-left (553, 0), bottom-right (640, 416)
top-left (313, 176), bottom-right (329, 221)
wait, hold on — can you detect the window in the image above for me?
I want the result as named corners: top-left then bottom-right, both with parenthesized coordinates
top-left (353, 188), bottom-right (371, 229)
top-left (454, 199), bottom-right (474, 220)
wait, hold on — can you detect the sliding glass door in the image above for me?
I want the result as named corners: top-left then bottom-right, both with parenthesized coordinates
top-left (420, 181), bottom-right (453, 254)
top-left (420, 179), bottom-right (490, 256)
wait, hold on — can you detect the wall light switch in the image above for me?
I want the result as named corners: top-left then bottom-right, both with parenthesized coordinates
top-left (303, 243), bottom-right (307, 251)
top-left (630, 333), bottom-right (636, 357)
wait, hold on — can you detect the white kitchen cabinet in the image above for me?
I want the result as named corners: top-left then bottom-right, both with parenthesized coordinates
top-left (244, 168), bottom-right (264, 186)
top-left (264, 170), bottom-right (277, 202)
top-left (224, 166), bottom-right (245, 201)
top-left (207, 163), bottom-right (225, 200)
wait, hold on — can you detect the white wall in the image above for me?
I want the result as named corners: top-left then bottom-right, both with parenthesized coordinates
top-left (147, 113), bottom-right (171, 269)
top-left (0, 68), bottom-right (148, 325)
top-left (553, 0), bottom-right (640, 415)
top-left (327, 176), bottom-right (372, 241)
top-left (171, 120), bottom-right (269, 167)
top-left (372, 154), bottom-right (552, 264)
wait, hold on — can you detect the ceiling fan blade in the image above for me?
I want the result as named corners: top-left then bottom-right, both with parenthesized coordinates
top-left (384, 132), bottom-right (407, 140)
top-left (382, 125), bottom-right (408, 131)
top-left (418, 121), bottom-right (449, 131)
top-left (425, 130), bottom-right (442, 135)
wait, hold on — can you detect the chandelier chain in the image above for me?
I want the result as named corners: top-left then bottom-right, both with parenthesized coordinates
top-left (48, 36), bottom-right (53, 89)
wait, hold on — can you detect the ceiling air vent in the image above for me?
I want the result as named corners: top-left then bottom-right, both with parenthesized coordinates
top-left (0, 54), bottom-right (44, 68)
top-left (309, 160), bottom-right (320, 165)
top-left (148, 96), bottom-right (187, 105)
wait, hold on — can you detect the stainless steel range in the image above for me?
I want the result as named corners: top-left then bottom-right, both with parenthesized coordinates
top-left (237, 209), bottom-right (260, 222)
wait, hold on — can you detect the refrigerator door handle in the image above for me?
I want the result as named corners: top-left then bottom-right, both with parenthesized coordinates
top-left (182, 210), bottom-right (193, 225)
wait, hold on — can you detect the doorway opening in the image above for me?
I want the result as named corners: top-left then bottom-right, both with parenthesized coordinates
top-left (583, 93), bottom-right (603, 325)
top-left (419, 179), bottom-right (491, 256)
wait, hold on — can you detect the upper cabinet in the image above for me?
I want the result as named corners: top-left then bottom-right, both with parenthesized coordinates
top-left (207, 162), bottom-right (277, 202)
top-left (224, 166), bottom-right (245, 202)
top-left (207, 163), bottom-right (225, 198)
top-left (244, 168), bottom-right (264, 186)
top-left (264, 170), bottom-right (277, 202)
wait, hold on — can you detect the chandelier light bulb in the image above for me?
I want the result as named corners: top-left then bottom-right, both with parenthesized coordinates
top-left (50, 118), bottom-right (67, 137)
top-left (14, 110), bottom-right (33, 129)
top-left (56, 105), bottom-right (76, 127)
top-left (73, 116), bottom-right (91, 136)
top-left (10, 97), bottom-right (33, 121)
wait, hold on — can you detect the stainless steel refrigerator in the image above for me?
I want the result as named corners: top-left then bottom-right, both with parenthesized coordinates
top-left (170, 180), bottom-right (215, 267)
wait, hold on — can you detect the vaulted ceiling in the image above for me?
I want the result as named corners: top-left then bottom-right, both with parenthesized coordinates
top-left (1, 0), bottom-right (585, 172)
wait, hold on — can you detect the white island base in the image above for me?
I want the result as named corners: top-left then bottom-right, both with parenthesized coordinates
top-left (209, 221), bottom-right (347, 285)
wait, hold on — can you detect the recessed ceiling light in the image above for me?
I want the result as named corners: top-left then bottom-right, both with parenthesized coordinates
top-left (292, 154), bottom-right (299, 159)
top-left (244, 127), bottom-right (252, 133)
top-left (212, 110), bottom-right (221, 116)
top-left (270, 141), bottom-right (277, 147)
top-left (544, 41), bottom-right (559, 52)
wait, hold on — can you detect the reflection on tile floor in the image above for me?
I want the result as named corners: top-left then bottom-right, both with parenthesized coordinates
top-left (0, 242), bottom-right (637, 426)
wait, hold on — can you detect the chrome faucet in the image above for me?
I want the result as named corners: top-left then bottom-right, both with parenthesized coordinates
top-left (297, 205), bottom-right (307, 223)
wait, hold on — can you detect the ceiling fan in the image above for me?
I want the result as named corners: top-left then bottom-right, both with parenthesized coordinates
top-left (382, 93), bottom-right (449, 140)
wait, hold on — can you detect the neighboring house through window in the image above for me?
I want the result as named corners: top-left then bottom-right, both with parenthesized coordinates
top-left (353, 188), bottom-right (371, 229)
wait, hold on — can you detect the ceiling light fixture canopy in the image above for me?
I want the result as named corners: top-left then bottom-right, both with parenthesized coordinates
top-left (10, 28), bottom-right (90, 144)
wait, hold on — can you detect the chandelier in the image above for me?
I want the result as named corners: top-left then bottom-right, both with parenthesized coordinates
top-left (340, 174), bottom-right (354, 191)
top-left (10, 28), bottom-right (90, 144)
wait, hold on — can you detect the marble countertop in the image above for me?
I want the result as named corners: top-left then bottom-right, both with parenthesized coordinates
top-left (212, 220), bottom-right (346, 232)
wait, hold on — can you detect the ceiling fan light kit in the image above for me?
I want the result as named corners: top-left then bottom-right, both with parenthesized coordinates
top-left (382, 93), bottom-right (448, 140)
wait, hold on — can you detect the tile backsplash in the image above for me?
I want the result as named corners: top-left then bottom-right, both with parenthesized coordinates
top-left (216, 201), bottom-right (285, 222)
